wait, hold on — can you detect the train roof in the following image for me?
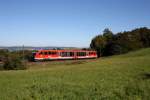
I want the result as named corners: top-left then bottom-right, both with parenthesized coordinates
top-left (37, 49), bottom-right (96, 52)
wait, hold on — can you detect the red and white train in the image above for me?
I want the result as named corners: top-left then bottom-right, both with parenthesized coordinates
top-left (33, 49), bottom-right (97, 61)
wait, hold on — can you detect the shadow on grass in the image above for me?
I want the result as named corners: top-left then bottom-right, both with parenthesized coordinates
top-left (141, 73), bottom-right (150, 80)
top-left (65, 61), bottom-right (87, 65)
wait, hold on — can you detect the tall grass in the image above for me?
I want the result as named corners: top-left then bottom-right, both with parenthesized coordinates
top-left (0, 48), bottom-right (150, 100)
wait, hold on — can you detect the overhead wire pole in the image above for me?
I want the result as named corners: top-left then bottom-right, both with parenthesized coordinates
top-left (22, 45), bottom-right (24, 61)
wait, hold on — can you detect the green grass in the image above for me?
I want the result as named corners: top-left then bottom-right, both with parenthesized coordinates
top-left (0, 48), bottom-right (150, 100)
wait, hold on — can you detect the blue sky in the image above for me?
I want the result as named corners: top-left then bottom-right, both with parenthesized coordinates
top-left (0, 0), bottom-right (150, 47)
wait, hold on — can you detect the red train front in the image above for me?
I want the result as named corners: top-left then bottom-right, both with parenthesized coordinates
top-left (34, 49), bottom-right (97, 61)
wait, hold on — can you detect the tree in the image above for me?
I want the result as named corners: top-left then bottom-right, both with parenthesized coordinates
top-left (90, 35), bottom-right (106, 57)
top-left (0, 49), bottom-right (8, 62)
top-left (90, 28), bottom-right (114, 57)
top-left (103, 28), bottom-right (113, 41)
top-left (138, 27), bottom-right (150, 47)
top-left (103, 42), bottom-right (123, 55)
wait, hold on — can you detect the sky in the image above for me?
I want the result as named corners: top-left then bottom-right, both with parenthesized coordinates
top-left (0, 0), bottom-right (150, 47)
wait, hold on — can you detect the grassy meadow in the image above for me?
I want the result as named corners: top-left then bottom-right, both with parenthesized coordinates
top-left (0, 48), bottom-right (150, 100)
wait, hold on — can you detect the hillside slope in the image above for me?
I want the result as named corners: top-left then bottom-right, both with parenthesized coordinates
top-left (0, 48), bottom-right (150, 100)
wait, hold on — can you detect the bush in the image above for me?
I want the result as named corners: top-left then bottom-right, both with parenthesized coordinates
top-left (0, 63), bottom-right (3, 70)
top-left (16, 50), bottom-right (35, 62)
top-left (3, 55), bottom-right (27, 70)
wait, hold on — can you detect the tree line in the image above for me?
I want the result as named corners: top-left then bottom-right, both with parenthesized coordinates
top-left (90, 27), bottom-right (150, 57)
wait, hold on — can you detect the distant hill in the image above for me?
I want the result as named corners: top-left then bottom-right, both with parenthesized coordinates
top-left (0, 46), bottom-right (77, 51)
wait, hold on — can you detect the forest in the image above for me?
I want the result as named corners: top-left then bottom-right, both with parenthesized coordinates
top-left (90, 27), bottom-right (150, 57)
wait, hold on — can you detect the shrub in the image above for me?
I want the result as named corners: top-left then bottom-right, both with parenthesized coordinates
top-left (0, 63), bottom-right (4, 70)
top-left (3, 54), bottom-right (27, 70)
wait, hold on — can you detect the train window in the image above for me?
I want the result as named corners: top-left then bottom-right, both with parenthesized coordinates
top-left (51, 52), bottom-right (57, 55)
top-left (47, 51), bottom-right (57, 55)
top-left (77, 52), bottom-right (79, 56)
top-left (77, 52), bottom-right (86, 56)
top-left (48, 51), bottom-right (51, 55)
top-left (61, 52), bottom-right (67, 57)
top-left (44, 52), bottom-right (48, 55)
top-left (70, 52), bottom-right (74, 56)
top-left (39, 52), bottom-right (43, 55)
top-left (83, 52), bottom-right (86, 56)
top-left (61, 52), bottom-right (74, 57)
